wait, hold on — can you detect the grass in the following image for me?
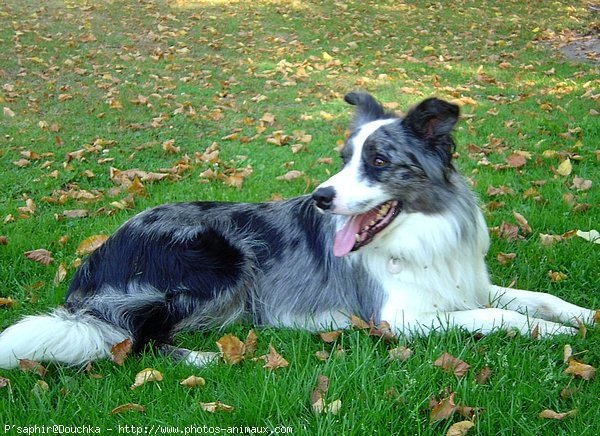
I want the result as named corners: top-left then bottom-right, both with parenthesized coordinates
top-left (0, 0), bottom-right (598, 433)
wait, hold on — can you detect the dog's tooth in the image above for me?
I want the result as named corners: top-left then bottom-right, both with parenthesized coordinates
top-left (355, 234), bottom-right (361, 242)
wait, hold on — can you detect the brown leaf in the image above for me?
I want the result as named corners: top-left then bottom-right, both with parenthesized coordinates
top-left (111, 403), bottom-right (145, 414)
top-left (180, 375), bottom-right (206, 388)
top-left (430, 392), bottom-right (457, 422)
top-left (0, 297), bottom-right (16, 308)
top-left (200, 401), bottom-right (234, 413)
top-left (369, 320), bottom-right (397, 342)
top-left (63, 209), bottom-right (89, 219)
top-left (244, 329), bottom-right (258, 358)
top-left (349, 314), bottom-right (370, 329)
top-left (216, 334), bottom-right (245, 365)
top-left (512, 211), bottom-right (532, 234)
top-left (276, 170), bottom-right (305, 182)
top-left (446, 421), bottom-right (475, 436)
top-left (319, 330), bottom-right (342, 343)
top-left (110, 339), bottom-right (132, 366)
top-left (314, 350), bottom-right (330, 361)
top-left (0, 376), bottom-right (10, 388)
top-left (497, 252), bottom-right (516, 265)
top-left (539, 409), bottom-right (576, 420)
top-left (76, 235), bottom-right (108, 256)
top-left (571, 176), bottom-right (592, 191)
top-left (261, 344), bottom-right (289, 371)
top-left (388, 346), bottom-right (413, 362)
top-left (563, 359), bottom-right (596, 380)
top-left (19, 359), bottom-right (47, 377)
top-left (0, 236), bottom-right (7, 245)
top-left (505, 153), bottom-right (527, 168)
top-left (434, 352), bottom-right (471, 377)
top-left (53, 263), bottom-right (67, 286)
top-left (24, 249), bottom-right (54, 265)
top-left (130, 368), bottom-right (163, 389)
top-left (475, 366), bottom-right (492, 384)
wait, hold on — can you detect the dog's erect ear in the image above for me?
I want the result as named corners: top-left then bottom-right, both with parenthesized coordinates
top-left (344, 91), bottom-right (386, 125)
top-left (402, 98), bottom-right (459, 139)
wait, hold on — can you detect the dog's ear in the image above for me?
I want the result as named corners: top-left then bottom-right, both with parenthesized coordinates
top-left (402, 98), bottom-right (459, 139)
top-left (344, 91), bottom-right (386, 125)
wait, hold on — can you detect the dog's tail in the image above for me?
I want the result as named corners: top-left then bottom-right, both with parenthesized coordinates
top-left (0, 308), bottom-right (129, 369)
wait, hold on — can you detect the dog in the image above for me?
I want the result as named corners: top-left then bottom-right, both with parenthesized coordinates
top-left (0, 92), bottom-right (595, 369)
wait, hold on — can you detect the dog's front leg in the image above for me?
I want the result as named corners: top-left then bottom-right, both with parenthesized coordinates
top-left (490, 285), bottom-right (597, 327)
top-left (400, 309), bottom-right (576, 337)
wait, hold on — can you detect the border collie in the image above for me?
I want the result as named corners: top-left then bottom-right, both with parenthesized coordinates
top-left (0, 92), bottom-right (596, 369)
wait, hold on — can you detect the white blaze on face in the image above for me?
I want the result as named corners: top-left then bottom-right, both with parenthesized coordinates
top-left (317, 118), bottom-right (397, 215)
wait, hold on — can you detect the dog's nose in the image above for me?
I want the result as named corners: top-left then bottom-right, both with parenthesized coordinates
top-left (312, 186), bottom-right (336, 210)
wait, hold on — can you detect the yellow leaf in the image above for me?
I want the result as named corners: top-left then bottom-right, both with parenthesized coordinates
top-left (563, 359), bottom-right (596, 380)
top-left (180, 375), bottom-right (206, 388)
top-left (76, 235), bottom-right (108, 256)
top-left (556, 158), bottom-right (572, 176)
top-left (111, 403), bottom-right (145, 414)
top-left (130, 368), bottom-right (163, 389)
top-left (539, 409), bottom-right (576, 420)
top-left (200, 401), bottom-right (234, 413)
top-left (53, 263), bottom-right (67, 286)
top-left (446, 421), bottom-right (475, 436)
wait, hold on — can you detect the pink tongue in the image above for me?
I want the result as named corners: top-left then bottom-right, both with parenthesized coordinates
top-left (333, 215), bottom-right (363, 257)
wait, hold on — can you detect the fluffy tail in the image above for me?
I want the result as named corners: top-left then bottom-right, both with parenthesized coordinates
top-left (0, 308), bottom-right (129, 369)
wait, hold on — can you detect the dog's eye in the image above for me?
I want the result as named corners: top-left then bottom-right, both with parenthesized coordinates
top-left (372, 157), bottom-right (388, 168)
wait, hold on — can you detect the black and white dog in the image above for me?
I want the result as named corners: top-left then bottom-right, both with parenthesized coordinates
top-left (0, 92), bottom-right (595, 368)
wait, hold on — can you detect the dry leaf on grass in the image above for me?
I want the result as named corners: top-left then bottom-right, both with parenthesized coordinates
top-left (388, 346), bottom-right (413, 362)
top-left (0, 376), bottom-right (11, 388)
top-left (76, 235), bottom-right (108, 256)
top-left (216, 334), bottom-right (246, 365)
top-left (310, 374), bottom-right (341, 415)
top-left (24, 249), bottom-right (53, 265)
top-left (110, 338), bottom-right (132, 366)
top-left (563, 359), bottom-right (596, 380)
top-left (180, 375), bottom-right (206, 387)
top-left (576, 229), bottom-right (600, 244)
top-left (111, 403), bottom-right (145, 414)
top-left (433, 352), bottom-right (471, 377)
top-left (261, 344), bottom-right (289, 371)
top-left (446, 420), bottom-right (475, 436)
top-left (18, 359), bottom-right (47, 377)
top-left (539, 409), bottom-right (576, 420)
top-left (474, 366), bottom-right (492, 384)
top-left (244, 329), bottom-right (258, 358)
top-left (0, 297), bottom-right (16, 308)
top-left (200, 401), bottom-right (234, 413)
top-left (130, 368), bottom-right (163, 389)
top-left (319, 330), bottom-right (342, 343)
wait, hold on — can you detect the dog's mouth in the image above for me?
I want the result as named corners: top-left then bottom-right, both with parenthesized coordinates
top-left (333, 200), bottom-right (401, 257)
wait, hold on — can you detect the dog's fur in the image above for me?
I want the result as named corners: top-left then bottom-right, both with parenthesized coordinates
top-left (0, 92), bottom-right (595, 369)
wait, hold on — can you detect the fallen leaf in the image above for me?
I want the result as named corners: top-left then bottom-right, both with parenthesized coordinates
top-left (430, 392), bottom-right (457, 422)
top-left (388, 346), bottom-right (413, 362)
top-left (24, 249), bottom-right (54, 265)
top-left (571, 176), bottom-right (592, 191)
top-left (53, 263), bottom-right (67, 286)
top-left (434, 352), bottom-right (471, 377)
top-left (216, 334), bottom-right (245, 365)
top-left (244, 329), bottom-right (258, 358)
top-left (76, 235), bottom-right (108, 256)
top-left (111, 403), bottom-right (145, 414)
top-left (505, 153), bottom-right (527, 168)
top-left (261, 344), bottom-right (289, 371)
top-left (548, 270), bottom-right (568, 282)
top-left (0, 376), bottom-right (10, 388)
top-left (180, 375), bottom-right (206, 387)
top-left (475, 366), bottom-right (492, 384)
top-left (19, 359), bottom-right (47, 377)
top-left (319, 330), bottom-right (342, 343)
top-left (130, 368), bottom-right (163, 389)
top-left (63, 209), bottom-right (89, 219)
top-left (512, 211), bottom-right (532, 234)
top-left (0, 236), bottom-right (7, 245)
top-left (576, 229), bottom-right (600, 244)
top-left (276, 170), bottom-right (305, 181)
top-left (111, 339), bottom-right (133, 366)
top-left (4, 107), bottom-right (15, 117)
top-left (200, 401), bottom-right (234, 413)
top-left (446, 421), bottom-right (475, 436)
top-left (563, 359), bottom-right (596, 380)
top-left (563, 344), bottom-right (573, 364)
top-left (539, 409), bottom-right (576, 420)
top-left (314, 350), bottom-right (330, 361)
top-left (350, 315), bottom-right (370, 329)
top-left (556, 158), bottom-right (572, 176)
top-left (539, 233), bottom-right (563, 247)
top-left (497, 252), bottom-right (516, 265)
top-left (0, 297), bottom-right (16, 308)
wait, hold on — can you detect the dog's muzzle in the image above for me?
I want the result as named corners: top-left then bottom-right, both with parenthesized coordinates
top-left (312, 186), bottom-right (336, 211)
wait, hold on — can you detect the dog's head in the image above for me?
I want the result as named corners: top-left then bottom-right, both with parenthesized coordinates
top-left (312, 92), bottom-right (460, 256)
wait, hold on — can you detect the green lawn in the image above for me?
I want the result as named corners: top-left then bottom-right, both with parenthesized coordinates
top-left (0, 0), bottom-right (598, 434)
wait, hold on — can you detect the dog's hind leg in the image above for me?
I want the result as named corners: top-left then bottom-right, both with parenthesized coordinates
top-left (489, 285), bottom-right (596, 327)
